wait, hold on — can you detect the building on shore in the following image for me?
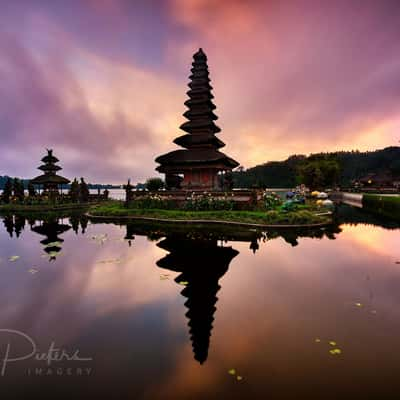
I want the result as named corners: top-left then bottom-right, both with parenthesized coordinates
top-left (357, 171), bottom-right (400, 189)
top-left (31, 149), bottom-right (70, 193)
top-left (155, 48), bottom-right (239, 191)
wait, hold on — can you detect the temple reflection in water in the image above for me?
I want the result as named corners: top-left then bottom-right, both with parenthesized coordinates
top-left (3, 204), bottom-right (389, 365)
top-left (122, 220), bottom-right (343, 364)
top-left (1, 213), bottom-right (91, 261)
top-left (31, 219), bottom-right (71, 261)
top-left (157, 235), bottom-right (239, 364)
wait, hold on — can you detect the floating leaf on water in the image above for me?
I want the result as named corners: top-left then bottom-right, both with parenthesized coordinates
top-left (329, 348), bottom-right (342, 355)
top-left (329, 341), bottom-right (337, 346)
top-left (28, 268), bottom-right (38, 274)
top-left (97, 258), bottom-right (122, 264)
top-left (315, 338), bottom-right (321, 343)
top-left (9, 256), bottom-right (20, 262)
top-left (236, 375), bottom-right (243, 381)
top-left (228, 369), bottom-right (236, 375)
top-left (178, 281), bottom-right (189, 286)
top-left (91, 234), bottom-right (108, 244)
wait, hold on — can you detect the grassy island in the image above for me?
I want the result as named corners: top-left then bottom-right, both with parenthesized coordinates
top-left (88, 201), bottom-right (332, 227)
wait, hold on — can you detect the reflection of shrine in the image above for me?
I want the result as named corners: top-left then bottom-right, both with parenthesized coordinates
top-left (157, 235), bottom-right (239, 364)
top-left (31, 219), bottom-right (71, 261)
top-left (124, 223), bottom-right (136, 246)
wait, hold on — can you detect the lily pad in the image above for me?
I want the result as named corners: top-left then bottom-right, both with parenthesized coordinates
top-left (329, 348), bottom-right (342, 355)
top-left (9, 256), bottom-right (20, 262)
top-left (329, 341), bottom-right (337, 346)
top-left (97, 258), bottom-right (122, 264)
top-left (28, 268), bottom-right (39, 274)
top-left (91, 234), bottom-right (108, 244)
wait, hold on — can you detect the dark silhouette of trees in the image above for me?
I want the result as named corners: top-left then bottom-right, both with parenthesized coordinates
top-left (13, 178), bottom-right (25, 202)
top-left (69, 178), bottom-right (80, 202)
top-left (233, 146), bottom-right (400, 188)
top-left (27, 181), bottom-right (36, 197)
top-left (297, 158), bottom-right (340, 190)
top-left (145, 177), bottom-right (164, 192)
top-left (2, 178), bottom-right (12, 203)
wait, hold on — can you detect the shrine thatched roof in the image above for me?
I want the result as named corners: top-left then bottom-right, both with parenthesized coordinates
top-left (155, 149), bottom-right (239, 170)
top-left (173, 134), bottom-right (225, 149)
top-left (31, 174), bottom-right (70, 185)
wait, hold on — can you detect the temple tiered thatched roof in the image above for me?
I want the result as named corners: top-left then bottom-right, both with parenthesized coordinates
top-left (31, 149), bottom-right (70, 189)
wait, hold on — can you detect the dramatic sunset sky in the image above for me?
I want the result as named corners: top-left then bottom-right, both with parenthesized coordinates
top-left (1, 0), bottom-right (399, 183)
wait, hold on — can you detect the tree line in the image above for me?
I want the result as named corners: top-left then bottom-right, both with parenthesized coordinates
top-left (0, 177), bottom-right (92, 204)
top-left (233, 146), bottom-right (400, 189)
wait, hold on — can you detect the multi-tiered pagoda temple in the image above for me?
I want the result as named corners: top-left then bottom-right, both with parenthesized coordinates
top-left (31, 149), bottom-right (70, 193)
top-left (155, 48), bottom-right (239, 190)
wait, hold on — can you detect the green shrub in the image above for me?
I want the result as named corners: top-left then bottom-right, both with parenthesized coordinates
top-left (128, 194), bottom-right (176, 210)
top-left (280, 200), bottom-right (298, 212)
top-left (145, 178), bottom-right (164, 192)
top-left (362, 195), bottom-right (400, 221)
top-left (262, 191), bottom-right (283, 210)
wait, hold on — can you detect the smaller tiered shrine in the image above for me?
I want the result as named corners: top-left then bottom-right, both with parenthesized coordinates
top-left (31, 149), bottom-right (70, 193)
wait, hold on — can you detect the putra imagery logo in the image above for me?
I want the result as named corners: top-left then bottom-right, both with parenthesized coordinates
top-left (0, 329), bottom-right (93, 376)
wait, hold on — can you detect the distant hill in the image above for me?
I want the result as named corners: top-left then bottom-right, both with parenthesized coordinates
top-left (0, 176), bottom-right (30, 190)
top-left (0, 176), bottom-right (120, 190)
top-left (233, 146), bottom-right (400, 188)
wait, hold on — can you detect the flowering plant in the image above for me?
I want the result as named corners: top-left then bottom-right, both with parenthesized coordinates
top-left (262, 191), bottom-right (283, 210)
top-left (129, 194), bottom-right (175, 209)
top-left (183, 192), bottom-right (235, 211)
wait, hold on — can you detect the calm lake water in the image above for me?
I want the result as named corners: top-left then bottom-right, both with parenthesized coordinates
top-left (0, 205), bottom-right (399, 399)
